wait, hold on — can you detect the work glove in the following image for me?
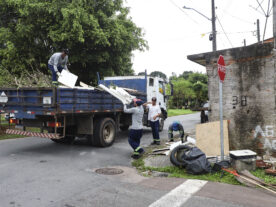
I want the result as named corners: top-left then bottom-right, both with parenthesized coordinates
top-left (56, 72), bottom-right (61, 76)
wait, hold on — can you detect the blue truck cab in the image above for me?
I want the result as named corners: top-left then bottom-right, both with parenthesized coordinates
top-left (0, 75), bottom-right (168, 147)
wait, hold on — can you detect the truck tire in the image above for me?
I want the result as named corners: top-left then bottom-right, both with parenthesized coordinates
top-left (91, 118), bottom-right (116, 147)
top-left (159, 118), bottom-right (164, 132)
top-left (120, 125), bottom-right (129, 131)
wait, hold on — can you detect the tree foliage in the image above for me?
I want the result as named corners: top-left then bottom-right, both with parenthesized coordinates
top-left (138, 72), bottom-right (145, 76)
top-left (150, 71), bottom-right (167, 80)
top-left (168, 72), bottom-right (208, 109)
top-left (178, 71), bottom-right (193, 80)
top-left (0, 0), bottom-right (147, 86)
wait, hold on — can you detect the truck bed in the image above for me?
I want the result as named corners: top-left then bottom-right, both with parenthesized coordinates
top-left (0, 87), bottom-right (146, 119)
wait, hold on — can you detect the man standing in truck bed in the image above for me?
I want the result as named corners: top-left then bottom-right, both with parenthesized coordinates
top-left (48, 49), bottom-right (69, 86)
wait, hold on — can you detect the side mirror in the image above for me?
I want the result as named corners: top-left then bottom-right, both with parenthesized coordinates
top-left (165, 82), bottom-right (174, 96)
top-left (170, 82), bottom-right (174, 96)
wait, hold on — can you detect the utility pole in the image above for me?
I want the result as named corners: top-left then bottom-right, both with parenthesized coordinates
top-left (211, 0), bottom-right (217, 52)
top-left (257, 19), bottom-right (261, 43)
top-left (243, 39), bottom-right (246, 46)
top-left (273, 0), bottom-right (276, 48)
top-left (211, 0), bottom-right (224, 161)
top-left (183, 0), bottom-right (217, 52)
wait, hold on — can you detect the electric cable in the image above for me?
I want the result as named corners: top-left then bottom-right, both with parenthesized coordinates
top-left (216, 15), bottom-right (234, 48)
top-left (220, 8), bottom-right (254, 25)
top-left (168, 0), bottom-right (199, 24)
top-left (256, 0), bottom-right (267, 16)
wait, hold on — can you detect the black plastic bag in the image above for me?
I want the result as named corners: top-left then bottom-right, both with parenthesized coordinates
top-left (182, 147), bottom-right (211, 175)
top-left (170, 146), bottom-right (211, 175)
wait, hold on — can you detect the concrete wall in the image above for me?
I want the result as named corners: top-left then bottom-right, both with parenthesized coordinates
top-left (205, 43), bottom-right (276, 157)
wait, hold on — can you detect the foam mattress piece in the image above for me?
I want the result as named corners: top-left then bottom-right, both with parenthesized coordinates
top-left (58, 70), bottom-right (78, 88)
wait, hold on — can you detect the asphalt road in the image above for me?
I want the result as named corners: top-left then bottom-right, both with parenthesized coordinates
top-left (0, 113), bottom-right (275, 207)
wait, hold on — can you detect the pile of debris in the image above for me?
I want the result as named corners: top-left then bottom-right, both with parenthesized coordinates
top-left (143, 120), bottom-right (276, 195)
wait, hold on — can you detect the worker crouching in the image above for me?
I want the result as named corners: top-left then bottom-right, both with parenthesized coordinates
top-left (168, 121), bottom-right (184, 142)
top-left (123, 99), bottom-right (145, 159)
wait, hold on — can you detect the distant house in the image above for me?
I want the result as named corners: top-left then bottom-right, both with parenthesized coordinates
top-left (188, 40), bottom-right (276, 157)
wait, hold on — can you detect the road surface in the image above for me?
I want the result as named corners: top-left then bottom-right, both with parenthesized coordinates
top-left (0, 113), bottom-right (275, 207)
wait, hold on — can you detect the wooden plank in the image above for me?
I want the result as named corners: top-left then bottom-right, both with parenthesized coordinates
top-left (196, 120), bottom-right (229, 156)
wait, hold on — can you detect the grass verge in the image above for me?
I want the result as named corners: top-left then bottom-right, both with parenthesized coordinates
top-left (132, 157), bottom-right (276, 186)
top-left (0, 134), bottom-right (26, 141)
top-left (251, 169), bottom-right (276, 185)
top-left (168, 109), bottom-right (197, 117)
top-left (0, 126), bottom-right (41, 141)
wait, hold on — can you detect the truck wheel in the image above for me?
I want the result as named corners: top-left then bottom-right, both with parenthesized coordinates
top-left (159, 118), bottom-right (164, 132)
top-left (91, 118), bottom-right (116, 147)
top-left (120, 125), bottom-right (129, 131)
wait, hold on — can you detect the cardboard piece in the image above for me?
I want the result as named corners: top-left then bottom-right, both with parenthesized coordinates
top-left (58, 70), bottom-right (78, 88)
top-left (196, 120), bottom-right (229, 156)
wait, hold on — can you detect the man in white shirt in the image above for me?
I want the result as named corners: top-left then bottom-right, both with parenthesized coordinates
top-left (144, 97), bottom-right (162, 145)
top-left (48, 49), bottom-right (69, 85)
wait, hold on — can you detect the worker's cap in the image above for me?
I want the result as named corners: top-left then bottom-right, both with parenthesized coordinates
top-left (63, 48), bottom-right (69, 55)
top-left (133, 98), bottom-right (143, 106)
top-left (172, 121), bottom-right (180, 131)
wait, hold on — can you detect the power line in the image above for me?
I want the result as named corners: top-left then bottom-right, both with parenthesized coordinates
top-left (168, 0), bottom-right (199, 24)
top-left (256, 0), bottom-right (267, 16)
top-left (256, 0), bottom-right (265, 10)
top-left (216, 15), bottom-right (234, 48)
top-left (249, 4), bottom-right (266, 15)
top-left (220, 8), bottom-right (254, 25)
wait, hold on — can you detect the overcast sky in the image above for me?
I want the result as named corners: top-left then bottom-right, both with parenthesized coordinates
top-left (124, 0), bottom-right (273, 77)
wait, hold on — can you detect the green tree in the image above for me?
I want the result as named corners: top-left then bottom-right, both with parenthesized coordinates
top-left (188, 72), bottom-right (208, 84)
top-left (150, 71), bottom-right (167, 80)
top-left (179, 71), bottom-right (193, 80)
top-left (169, 78), bottom-right (195, 109)
top-left (168, 72), bottom-right (208, 109)
top-left (138, 72), bottom-right (145, 76)
top-left (169, 72), bottom-right (178, 81)
top-left (0, 0), bottom-right (147, 86)
top-left (192, 81), bottom-right (208, 107)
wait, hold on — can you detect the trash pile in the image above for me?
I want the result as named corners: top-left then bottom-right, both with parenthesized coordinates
top-left (146, 120), bottom-right (276, 195)
top-left (170, 145), bottom-right (211, 174)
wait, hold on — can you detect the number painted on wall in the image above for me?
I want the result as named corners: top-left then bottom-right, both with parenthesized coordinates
top-left (232, 96), bottom-right (247, 107)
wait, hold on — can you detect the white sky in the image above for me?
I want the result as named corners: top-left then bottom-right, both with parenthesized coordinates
top-left (125, 0), bottom-right (273, 77)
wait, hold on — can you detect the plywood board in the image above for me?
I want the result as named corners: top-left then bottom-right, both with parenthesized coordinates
top-left (196, 120), bottom-right (229, 156)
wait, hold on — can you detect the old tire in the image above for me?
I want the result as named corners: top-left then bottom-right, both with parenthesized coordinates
top-left (159, 118), bottom-right (164, 132)
top-left (120, 125), bottom-right (129, 131)
top-left (170, 145), bottom-right (191, 167)
top-left (91, 118), bottom-right (116, 147)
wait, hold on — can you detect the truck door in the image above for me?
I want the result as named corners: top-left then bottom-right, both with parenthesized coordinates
top-left (157, 80), bottom-right (166, 110)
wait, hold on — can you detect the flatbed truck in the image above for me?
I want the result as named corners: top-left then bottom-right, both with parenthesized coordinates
top-left (0, 75), bottom-right (169, 147)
